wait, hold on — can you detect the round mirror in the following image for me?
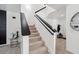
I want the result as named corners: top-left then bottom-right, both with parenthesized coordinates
top-left (70, 12), bottom-right (79, 31)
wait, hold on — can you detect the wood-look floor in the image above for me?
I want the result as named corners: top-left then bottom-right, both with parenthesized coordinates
top-left (0, 45), bottom-right (21, 54)
top-left (56, 38), bottom-right (72, 54)
top-left (0, 38), bottom-right (72, 54)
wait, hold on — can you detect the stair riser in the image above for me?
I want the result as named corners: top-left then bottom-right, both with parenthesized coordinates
top-left (29, 28), bottom-right (36, 30)
top-left (29, 25), bottom-right (35, 27)
top-left (29, 42), bottom-right (44, 51)
top-left (30, 30), bottom-right (38, 33)
top-left (29, 26), bottom-right (36, 28)
top-left (30, 34), bottom-right (39, 37)
top-left (29, 35), bottom-right (41, 38)
top-left (29, 39), bottom-right (40, 43)
top-left (29, 37), bottom-right (41, 43)
top-left (31, 32), bottom-right (39, 35)
top-left (30, 51), bottom-right (48, 54)
top-left (29, 47), bottom-right (48, 54)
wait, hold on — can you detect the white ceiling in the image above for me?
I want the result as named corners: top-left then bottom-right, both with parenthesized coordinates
top-left (31, 4), bottom-right (45, 12)
top-left (30, 4), bottom-right (66, 20)
top-left (47, 4), bottom-right (66, 10)
top-left (31, 4), bottom-right (66, 12)
top-left (46, 4), bottom-right (66, 19)
top-left (0, 4), bottom-right (21, 12)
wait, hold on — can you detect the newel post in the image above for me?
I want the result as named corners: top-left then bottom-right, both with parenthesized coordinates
top-left (53, 32), bottom-right (57, 54)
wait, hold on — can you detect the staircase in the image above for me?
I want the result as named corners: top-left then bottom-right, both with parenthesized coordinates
top-left (29, 25), bottom-right (48, 54)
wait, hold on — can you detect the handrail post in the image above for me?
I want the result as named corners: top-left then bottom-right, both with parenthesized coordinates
top-left (53, 32), bottom-right (57, 54)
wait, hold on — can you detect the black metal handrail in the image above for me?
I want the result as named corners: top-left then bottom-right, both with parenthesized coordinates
top-left (35, 14), bottom-right (56, 35)
top-left (35, 6), bottom-right (46, 13)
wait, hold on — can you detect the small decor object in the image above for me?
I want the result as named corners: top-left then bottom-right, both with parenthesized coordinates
top-left (57, 24), bottom-right (61, 32)
top-left (70, 12), bottom-right (79, 31)
top-left (57, 33), bottom-right (63, 38)
top-left (10, 31), bottom-right (20, 48)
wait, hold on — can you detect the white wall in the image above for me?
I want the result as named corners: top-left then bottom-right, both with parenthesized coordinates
top-left (21, 4), bottom-right (56, 53)
top-left (34, 17), bottom-right (55, 53)
top-left (21, 4), bottom-right (67, 53)
top-left (45, 18), bottom-right (66, 37)
top-left (21, 4), bottom-right (31, 54)
top-left (7, 11), bottom-right (21, 44)
top-left (37, 6), bottom-right (66, 37)
top-left (0, 4), bottom-right (21, 12)
top-left (31, 4), bottom-right (56, 53)
top-left (34, 6), bottom-right (56, 53)
top-left (21, 4), bottom-right (36, 25)
top-left (0, 4), bottom-right (21, 45)
top-left (66, 5), bottom-right (79, 54)
top-left (21, 36), bottom-right (29, 54)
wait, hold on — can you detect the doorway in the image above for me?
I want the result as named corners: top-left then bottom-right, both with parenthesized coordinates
top-left (0, 10), bottom-right (6, 45)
